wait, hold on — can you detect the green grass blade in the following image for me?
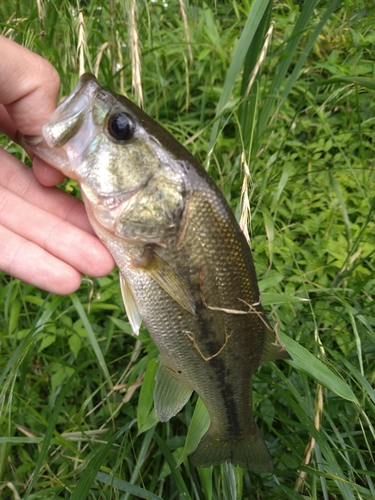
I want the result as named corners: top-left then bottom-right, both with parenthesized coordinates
top-left (0, 437), bottom-right (43, 444)
top-left (313, 75), bottom-right (375, 90)
top-left (124, 427), bottom-right (156, 500)
top-left (238, 2), bottom-right (273, 148)
top-left (0, 328), bottom-right (36, 388)
top-left (207, 0), bottom-right (272, 159)
top-left (69, 422), bottom-right (135, 500)
top-left (137, 357), bottom-right (158, 430)
top-left (328, 171), bottom-right (351, 243)
top-left (178, 397), bottom-right (210, 465)
top-left (257, 0), bottom-right (320, 136)
top-left (23, 373), bottom-right (76, 500)
top-left (279, 333), bottom-right (359, 404)
top-left (95, 471), bottom-right (163, 499)
top-left (71, 293), bottom-right (113, 388)
top-left (197, 466), bottom-right (213, 500)
top-left (270, 366), bottom-right (357, 500)
top-left (331, 351), bottom-right (375, 406)
top-left (153, 432), bottom-right (192, 500)
top-left (278, 0), bottom-right (341, 110)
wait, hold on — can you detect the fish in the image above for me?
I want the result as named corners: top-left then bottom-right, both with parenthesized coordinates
top-left (25, 73), bottom-right (291, 473)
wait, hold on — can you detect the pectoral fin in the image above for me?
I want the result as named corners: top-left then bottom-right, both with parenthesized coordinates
top-left (155, 362), bottom-right (193, 421)
top-left (120, 273), bottom-right (142, 335)
top-left (135, 247), bottom-right (195, 315)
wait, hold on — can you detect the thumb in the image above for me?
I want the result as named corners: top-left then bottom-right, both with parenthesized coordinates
top-left (0, 35), bottom-right (60, 136)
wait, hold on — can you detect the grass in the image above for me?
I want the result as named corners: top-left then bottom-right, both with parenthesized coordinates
top-left (1, 0), bottom-right (375, 498)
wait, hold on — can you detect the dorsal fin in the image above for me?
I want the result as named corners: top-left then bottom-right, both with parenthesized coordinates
top-left (260, 326), bottom-right (291, 364)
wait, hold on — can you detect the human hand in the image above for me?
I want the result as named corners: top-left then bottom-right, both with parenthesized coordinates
top-left (0, 36), bottom-right (115, 294)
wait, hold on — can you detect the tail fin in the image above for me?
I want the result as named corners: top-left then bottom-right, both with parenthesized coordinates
top-left (190, 423), bottom-right (273, 473)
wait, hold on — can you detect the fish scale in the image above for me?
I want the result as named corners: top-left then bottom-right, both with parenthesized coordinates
top-left (24, 73), bottom-right (291, 472)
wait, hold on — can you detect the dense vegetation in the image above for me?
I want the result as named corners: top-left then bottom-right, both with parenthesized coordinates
top-left (0, 0), bottom-right (374, 498)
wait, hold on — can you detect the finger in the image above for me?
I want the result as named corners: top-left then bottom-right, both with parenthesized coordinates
top-left (0, 185), bottom-right (115, 279)
top-left (1, 148), bottom-right (91, 233)
top-left (0, 108), bottom-right (64, 190)
top-left (1, 94), bottom-right (66, 190)
top-left (0, 35), bottom-right (60, 136)
top-left (0, 105), bottom-right (65, 189)
top-left (0, 223), bottom-right (83, 295)
top-left (0, 104), bottom-right (17, 140)
top-left (32, 156), bottom-right (66, 186)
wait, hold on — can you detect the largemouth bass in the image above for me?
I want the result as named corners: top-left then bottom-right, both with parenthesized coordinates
top-left (25, 74), bottom-right (290, 472)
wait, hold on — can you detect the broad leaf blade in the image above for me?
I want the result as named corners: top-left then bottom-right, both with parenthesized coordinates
top-left (280, 333), bottom-right (359, 404)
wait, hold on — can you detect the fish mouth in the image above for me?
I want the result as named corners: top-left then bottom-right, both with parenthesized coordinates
top-left (23, 73), bottom-right (102, 175)
top-left (43, 74), bottom-right (100, 148)
top-left (23, 133), bottom-right (71, 174)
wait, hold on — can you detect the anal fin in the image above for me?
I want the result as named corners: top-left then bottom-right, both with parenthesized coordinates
top-left (155, 362), bottom-right (193, 421)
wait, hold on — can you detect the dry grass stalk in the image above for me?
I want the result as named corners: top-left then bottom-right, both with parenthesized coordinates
top-left (2, 14), bottom-right (24, 37)
top-left (77, 9), bottom-right (86, 76)
top-left (295, 383), bottom-right (324, 493)
top-left (117, 30), bottom-right (125, 96)
top-left (179, 0), bottom-right (193, 65)
top-left (245, 21), bottom-right (274, 97)
top-left (128, 0), bottom-right (143, 107)
top-left (36, 0), bottom-right (45, 20)
top-left (295, 333), bottom-right (325, 493)
top-left (94, 42), bottom-right (110, 79)
top-left (239, 24), bottom-right (274, 245)
top-left (6, 483), bottom-right (21, 500)
top-left (239, 151), bottom-right (252, 245)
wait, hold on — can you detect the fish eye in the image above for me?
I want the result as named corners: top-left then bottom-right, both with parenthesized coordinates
top-left (107, 112), bottom-right (135, 141)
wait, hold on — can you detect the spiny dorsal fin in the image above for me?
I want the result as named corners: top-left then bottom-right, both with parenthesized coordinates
top-left (260, 326), bottom-right (292, 364)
